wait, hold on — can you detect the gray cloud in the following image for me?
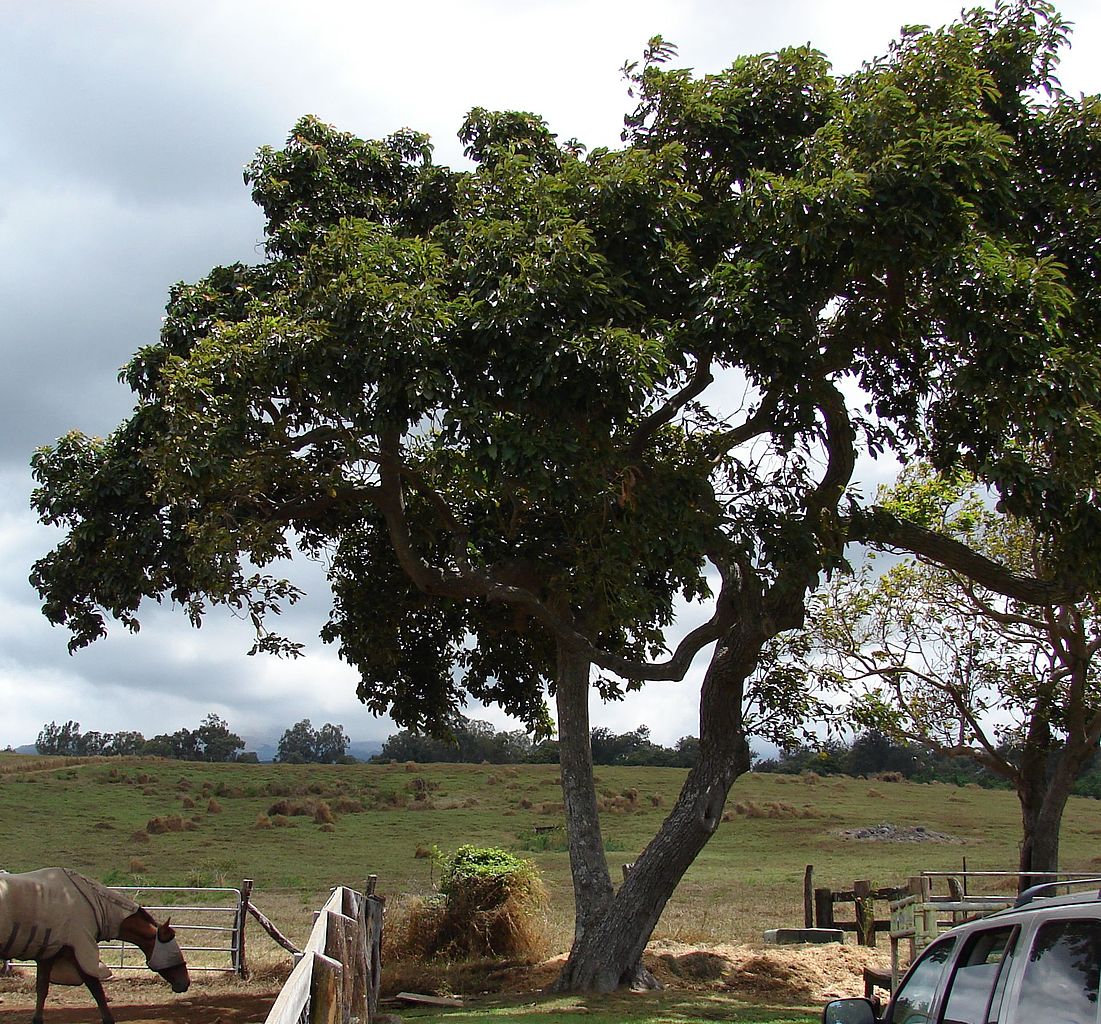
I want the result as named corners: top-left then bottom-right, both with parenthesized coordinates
top-left (1, 0), bottom-right (1098, 750)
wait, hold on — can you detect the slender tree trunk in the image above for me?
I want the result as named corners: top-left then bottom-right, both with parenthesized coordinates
top-left (552, 622), bottom-right (759, 993)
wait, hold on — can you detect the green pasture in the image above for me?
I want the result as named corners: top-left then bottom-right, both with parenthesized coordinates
top-left (3, 751), bottom-right (1100, 953)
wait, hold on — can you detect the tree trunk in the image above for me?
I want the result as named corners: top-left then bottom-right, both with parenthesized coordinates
top-left (554, 641), bottom-right (614, 942)
top-left (1016, 746), bottom-right (1085, 892)
top-left (551, 623), bottom-right (758, 993)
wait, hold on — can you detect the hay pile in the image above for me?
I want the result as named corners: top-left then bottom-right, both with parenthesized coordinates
top-left (384, 846), bottom-right (549, 964)
top-left (499, 941), bottom-right (890, 1004)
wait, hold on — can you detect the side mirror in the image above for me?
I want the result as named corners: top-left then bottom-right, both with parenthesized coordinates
top-left (822, 997), bottom-right (879, 1024)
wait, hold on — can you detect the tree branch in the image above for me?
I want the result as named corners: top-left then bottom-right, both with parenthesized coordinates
top-left (850, 508), bottom-right (1082, 605)
top-left (373, 429), bottom-right (738, 681)
top-left (623, 354), bottom-right (713, 461)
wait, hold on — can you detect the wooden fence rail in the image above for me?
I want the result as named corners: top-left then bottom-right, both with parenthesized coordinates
top-left (804, 866), bottom-right (905, 946)
top-left (264, 878), bottom-right (384, 1024)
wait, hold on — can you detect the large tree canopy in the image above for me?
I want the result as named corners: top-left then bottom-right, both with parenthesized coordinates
top-left (31, 1), bottom-right (1101, 991)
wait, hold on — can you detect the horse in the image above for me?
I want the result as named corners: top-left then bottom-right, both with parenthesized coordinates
top-left (0, 867), bottom-right (190, 1024)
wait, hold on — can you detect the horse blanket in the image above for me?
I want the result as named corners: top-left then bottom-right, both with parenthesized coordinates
top-left (0, 868), bottom-right (139, 983)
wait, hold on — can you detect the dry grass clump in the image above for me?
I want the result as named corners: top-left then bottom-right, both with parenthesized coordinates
top-left (414, 845), bottom-right (434, 859)
top-left (332, 797), bottom-right (366, 814)
top-left (435, 797), bottom-right (479, 810)
top-left (271, 814), bottom-right (294, 828)
top-left (376, 790), bottom-right (409, 809)
top-left (385, 846), bottom-right (548, 964)
top-left (146, 814), bottom-right (194, 834)
top-left (872, 771), bottom-right (906, 783)
top-left (407, 777), bottom-right (441, 800)
top-left (129, 857), bottom-right (147, 873)
top-left (207, 798), bottom-right (223, 814)
top-left (267, 797), bottom-right (334, 819)
top-left (725, 801), bottom-right (815, 821)
top-left (180, 795), bottom-right (196, 809)
top-left (131, 829), bottom-right (150, 844)
top-left (254, 815), bottom-right (273, 829)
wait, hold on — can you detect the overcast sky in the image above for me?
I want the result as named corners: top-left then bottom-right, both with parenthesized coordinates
top-left (2, 0), bottom-right (1098, 752)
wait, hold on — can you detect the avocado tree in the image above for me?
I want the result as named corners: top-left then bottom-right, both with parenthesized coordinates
top-left (30, 2), bottom-right (1101, 991)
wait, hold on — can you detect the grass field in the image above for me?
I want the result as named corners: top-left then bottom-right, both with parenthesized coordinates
top-left (3, 751), bottom-right (1100, 1021)
top-left (4, 752), bottom-right (1100, 946)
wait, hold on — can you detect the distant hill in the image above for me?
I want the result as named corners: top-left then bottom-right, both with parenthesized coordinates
top-left (348, 740), bottom-right (383, 762)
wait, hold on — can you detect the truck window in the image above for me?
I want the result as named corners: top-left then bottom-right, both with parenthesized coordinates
top-left (888, 938), bottom-right (957, 1024)
top-left (1006, 918), bottom-right (1101, 1024)
top-left (938, 926), bottom-right (1016, 1024)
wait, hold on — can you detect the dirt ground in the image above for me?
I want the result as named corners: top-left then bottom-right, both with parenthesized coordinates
top-left (0, 940), bottom-right (889, 1021)
top-left (0, 970), bottom-right (284, 1024)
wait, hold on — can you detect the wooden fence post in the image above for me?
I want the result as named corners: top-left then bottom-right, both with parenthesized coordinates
top-left (814, 887), bottom-right (835, 929)
top-left (310, 951), bottom-right (343, 1024)
top-left (804, 866), bottom-right (814, 928)
top-left (854, 879), bottom-right (875, 947)
top-left (237, 878), bottom-right (254, 977)
top-left (366, 895), bottom-right (384, 1021)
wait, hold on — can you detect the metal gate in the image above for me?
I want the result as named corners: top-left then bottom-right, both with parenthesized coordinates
top-left (98, 883), bottom-right (247, 974)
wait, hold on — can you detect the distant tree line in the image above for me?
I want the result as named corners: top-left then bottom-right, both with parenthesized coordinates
top-left (36, 714), bottom-right (249, 761)
top-left (756, 730), bottom-right (1101, 800)
top-left (35, 714), bottom-right (353, 764)
top-left (374, 717), bottom-right (701, 768)
top-left (32, 712), bottom-right (1101, 799)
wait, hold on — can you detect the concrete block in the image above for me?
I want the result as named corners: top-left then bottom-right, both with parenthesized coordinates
top-left (763, 927), bottom-right (845, 944)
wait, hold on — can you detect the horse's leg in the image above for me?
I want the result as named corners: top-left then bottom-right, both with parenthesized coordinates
top-left (79, 970), bottom-right (115, 1024)
top-left (32, 958), bottom-right (51, 1024)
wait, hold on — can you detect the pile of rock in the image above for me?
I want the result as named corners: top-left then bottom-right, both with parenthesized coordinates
top-left (840, 822), bottom-right (960, 843)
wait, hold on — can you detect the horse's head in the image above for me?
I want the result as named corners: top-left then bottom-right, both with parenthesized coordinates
top-left (145, 918), bottom-right (190, 992)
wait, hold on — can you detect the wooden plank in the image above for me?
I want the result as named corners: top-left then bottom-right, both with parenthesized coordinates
top-left (248, 902), bottom-right (303, 956)
top-left (395, 992), bottom-right (465, 1007)
top-left (263, 954), bottom-right (313, 1024)
top-left (855, 880), bottom-right (875, 947)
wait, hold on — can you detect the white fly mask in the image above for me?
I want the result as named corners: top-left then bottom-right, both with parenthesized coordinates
top-left (148, 932), bottom-right (185, 971)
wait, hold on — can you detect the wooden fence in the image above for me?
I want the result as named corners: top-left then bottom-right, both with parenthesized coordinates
top-left (264, 879), bottom-right (384, 1024)
top-left (804, 866), bottom-right (905, 946)
top-left (807, 867), bottom-right (1101, 991)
